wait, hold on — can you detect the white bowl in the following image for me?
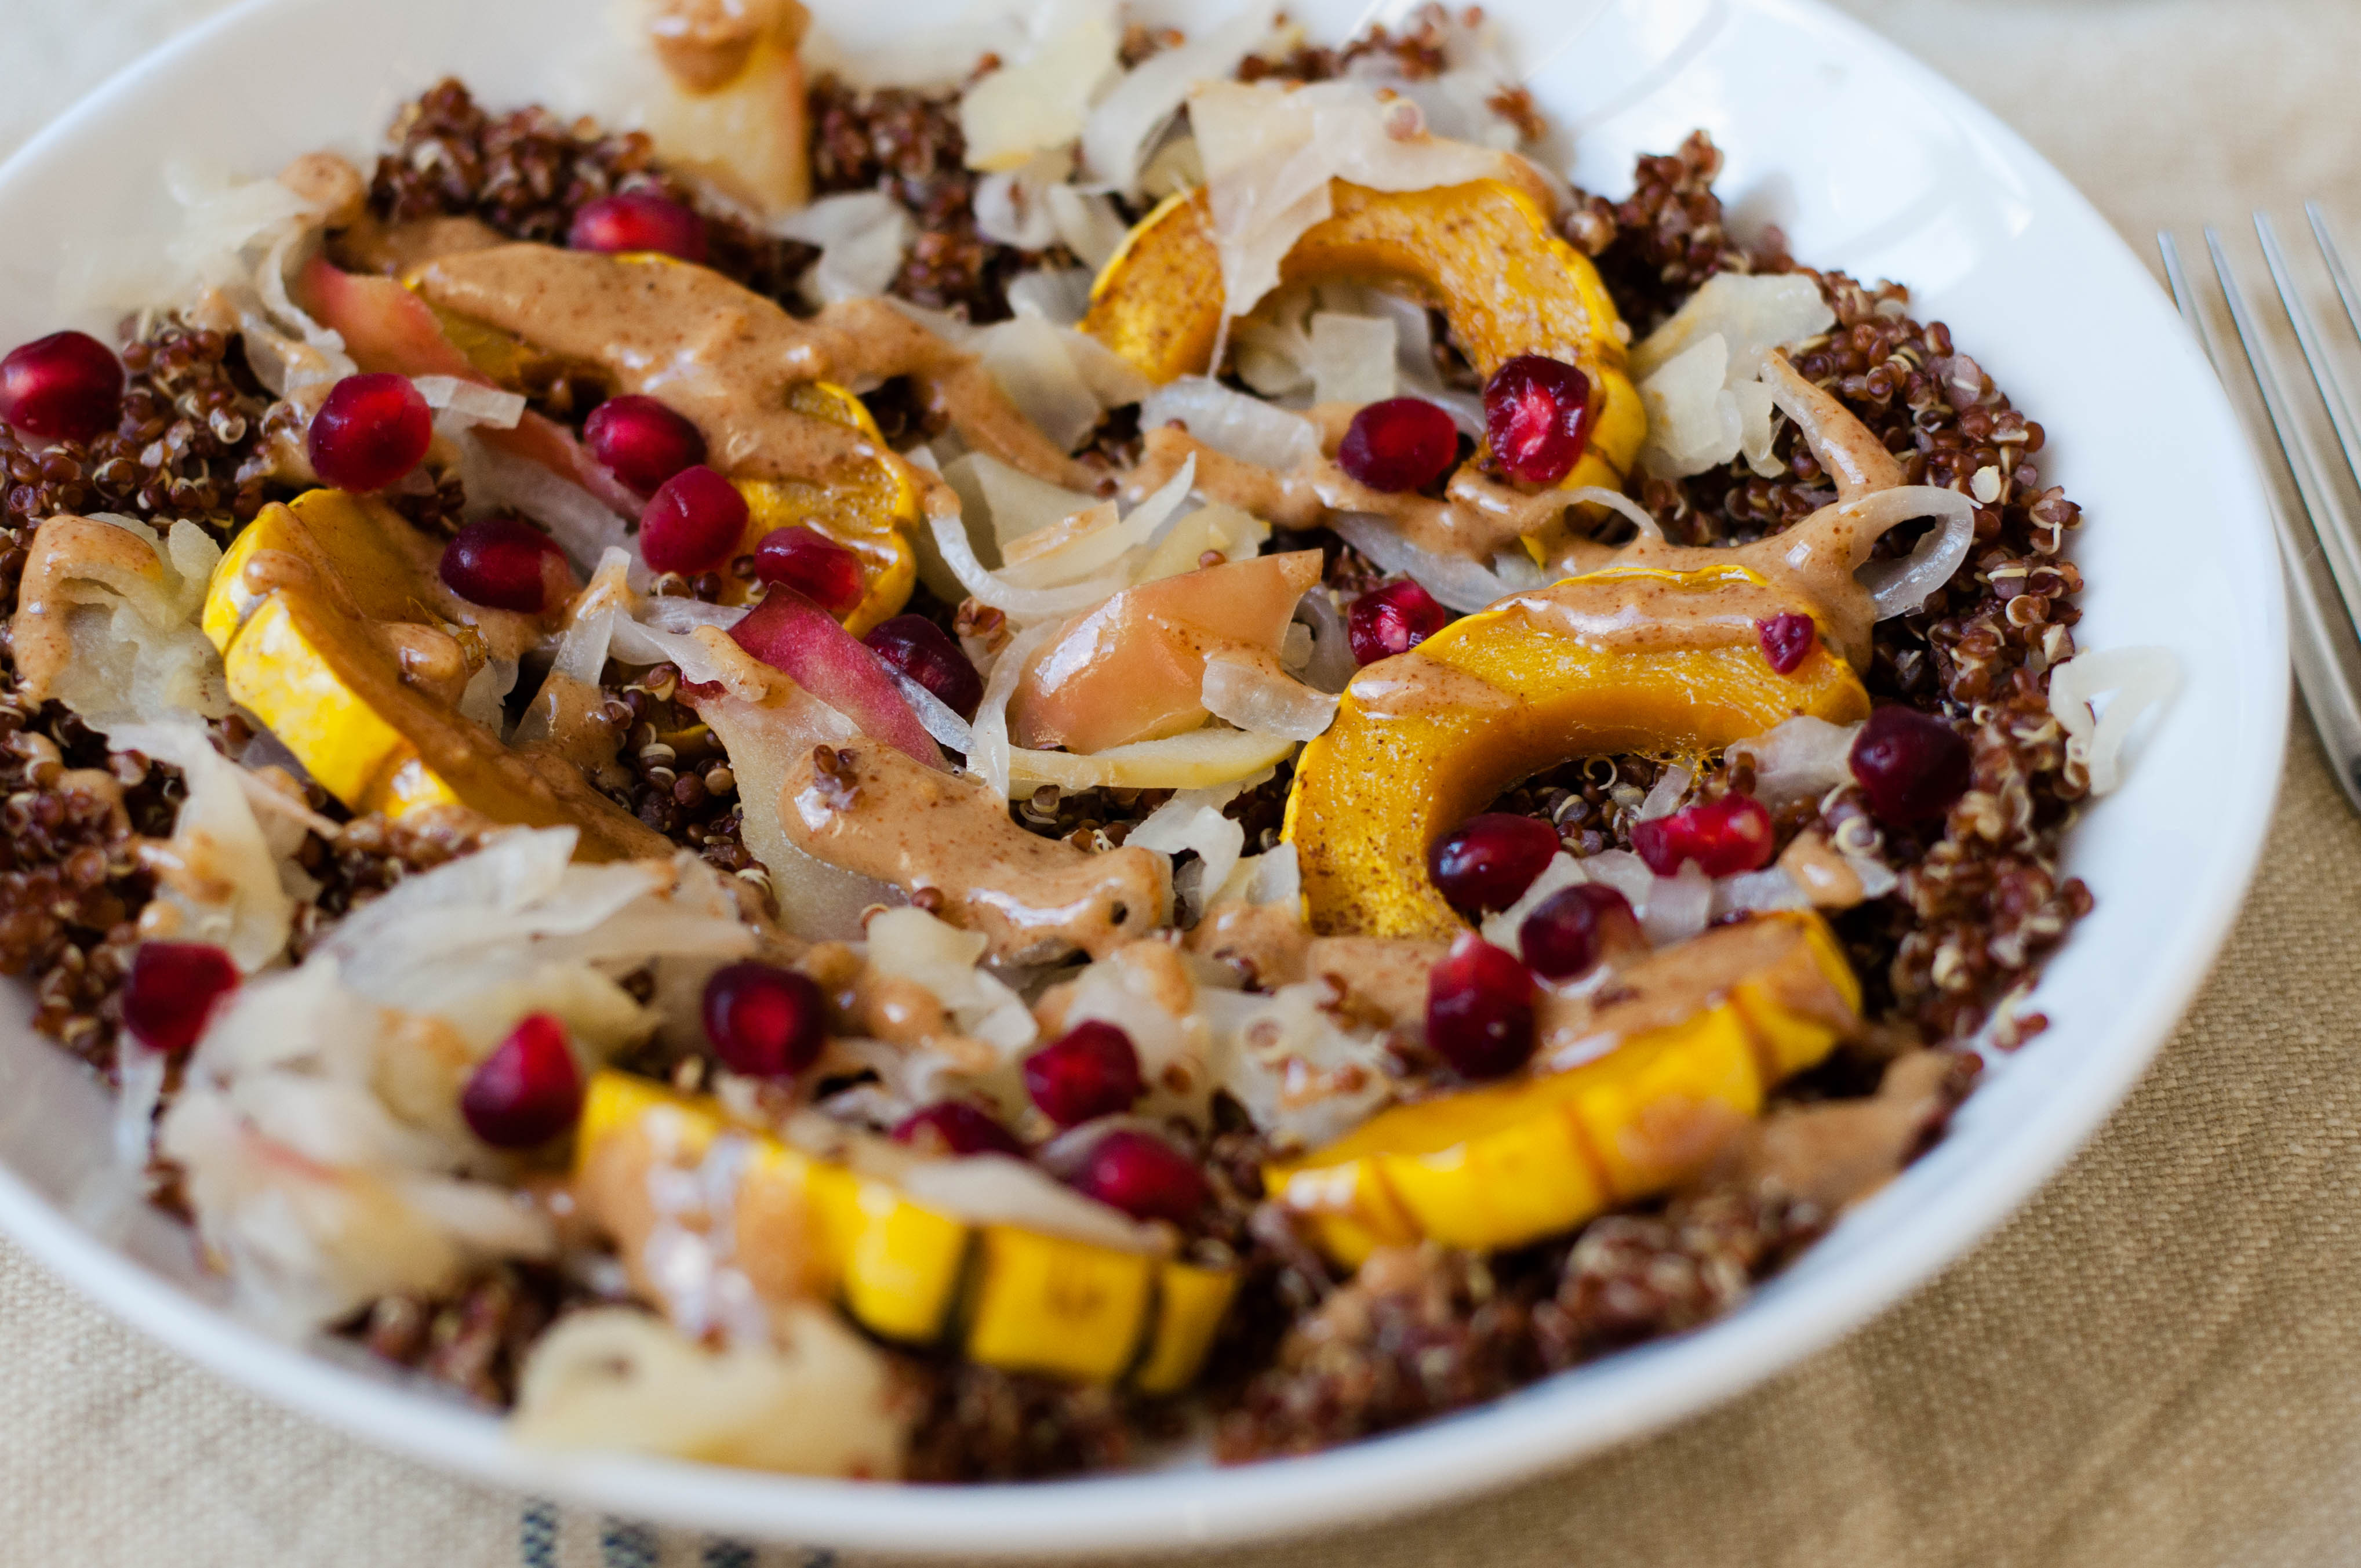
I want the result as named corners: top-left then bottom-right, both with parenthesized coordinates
top-left (0, 0), bottom-right (2283, 1554)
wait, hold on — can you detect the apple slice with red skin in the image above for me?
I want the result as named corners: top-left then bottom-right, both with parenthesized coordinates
top-left (297, 257), bottom-right (647, 518)
top-left (727, 585), bottom-right (947, 771)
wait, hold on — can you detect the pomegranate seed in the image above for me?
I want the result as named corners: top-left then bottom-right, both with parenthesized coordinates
top-left (1347, 578), bottom-right (1450, 665)
top-left (1428, 813), bottom-right (1560, 915)
top-left (584, 395), bottom-right (705, 496)
top-left (893, 1101), bottom-right (1027, 1158)
top-left (1756, 613), bottom-right (1816, 674)
top-left (0, 330), bottom-right (123, 442)
top-left (1483, 354), bottom-right (1595, 485)
top-left (754, 526), bottom-right (864, 616)
top-left (1849, 705), bottom-right (1972, 826)
top-left (1337, 397), bottom-right (1460, 493)
top-left (700, 961), bottom-right (827, 1079)
top-left (121, 941), bottom-right (238, 1056)
top-left (441, 516), bottom-right (561, 612)
top-left (1023, 1019), bottom-right (1145, 1128)
top-left (568, 191), bottom-right (709, 263)
top-left (1519, 884), bottom-right (1642, 982)
top-left (1632, 795), bottom-right (1777, 878)
top-left (461, 1013), bottom-right (583, 1148)
top-left (865, 614), bottom-right (984, 721)
top-left (308, 373), bottom-right (433, 492)
top-left (1069, 1129), bottom-right (1209, 1224)
top-left (1425, 931), bottom-right (1535, 1079)
top-left (641, 464), bottom-right (748, 574)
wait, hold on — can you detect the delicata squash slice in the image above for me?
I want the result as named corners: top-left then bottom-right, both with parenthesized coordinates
top-left (201, 489), bottom-right (666, 860)
top-left (1267, 912), bottom-right (1861, 1265)
top-left (576, 1072), bottom-right (1237, 1390)
top-left (1083, 179), bottom-right (1647, 493)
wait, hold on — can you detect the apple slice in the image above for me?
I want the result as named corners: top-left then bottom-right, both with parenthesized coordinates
top-left (729, 587), bottom-right (945, 770)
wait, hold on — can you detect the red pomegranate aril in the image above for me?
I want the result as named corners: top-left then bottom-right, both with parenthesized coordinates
top-left (1425, 931), bottom-right (1535, 1080)
top-left (584, 395), bottom-right (705, 495)
top-left (754, 526), bottom-right (864, 616)
top-left (1849, 705), bottom-right (1973, 826)
top-left (1347, 577), bottom-right (1450, 665)
top-left (893, 1101), bottom-right (1028, 1158)
top-left (461, 1013), bottom-right (583, 1148)
top-left (1632, 795), bottom-right (1777, 878)
top-left (1070, 1129), bottom-right (1209, 1225)
top-left (1756, 613), bottom-right (1816, 675)
top-left (701, 961), bottom-right (827, 1079)
top-left (0, 330), bottom-right (123, 442)
top-left (441, 516), bottom-right (562, 612)
top-left (1483, 354), bottom-right (1595, 486)
top-left (1023, 1019), bottom-right (1145, 1128)
top-left (641, 464), bottom-right (749, 574)
top-left (568, 190), bottom-right (709, 263)
top-left (1429, 813), bottom-right (1560, 915)
top-left (1519, 884), bottom-right (1643, 982)
top-left (1337, 397), bottom-right (1460, 493)
top-left (121, 941), bottom-right (239, 1056)
top-left (865, 614), bottom-right (984, 721)
top-left (308, 373), bottom-right (433, 492)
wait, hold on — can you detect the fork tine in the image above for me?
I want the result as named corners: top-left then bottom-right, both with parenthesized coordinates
top-left (2257, 212), bottom-right (2361, 530)
top-left (2161, 226), bottom-right (2361, 811)
top-left (2306, 202), bottom-right (2361, 347)
top-left (2204, 224), bottom-right (2361, 628)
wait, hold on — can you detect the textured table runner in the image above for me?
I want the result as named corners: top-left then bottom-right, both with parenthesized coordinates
top-left (8, 2), bottom-right (2361, 1563)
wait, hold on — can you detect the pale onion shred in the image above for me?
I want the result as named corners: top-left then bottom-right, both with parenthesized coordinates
top-left (2049, 646), bottom-right (2182, 795)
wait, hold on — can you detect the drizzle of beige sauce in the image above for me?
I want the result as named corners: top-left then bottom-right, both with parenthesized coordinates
top-left (409, 246), bottom-right (1092, 493)
top-left (10, 515), bottom-right (169, 705)
top-left (772, 736), bottom-right (1169, 963)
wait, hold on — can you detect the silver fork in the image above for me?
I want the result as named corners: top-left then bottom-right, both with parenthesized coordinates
top-left (2160, 208), bottom-right (2361, 812)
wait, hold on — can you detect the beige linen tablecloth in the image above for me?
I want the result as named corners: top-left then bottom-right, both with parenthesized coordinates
top-left (9, 2), bottom-right (2361, 1563)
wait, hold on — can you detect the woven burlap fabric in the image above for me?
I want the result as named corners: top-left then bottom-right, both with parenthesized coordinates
top-left (8, 2), bottom-right (2361, 1563)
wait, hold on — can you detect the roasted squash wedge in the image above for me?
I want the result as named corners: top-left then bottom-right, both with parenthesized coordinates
top-left (577, 1071), bottom-right (1236, 1391)
top-left (202, 489), bottom-right (664, 860)
top-left (732, 380), bottom-right (918, 635)
top-left (1266, 911), bottom-right (1860, 1265)
top-left (1083, 178), bottom-right (1646, 492)
top-left (1283, 566), bottom-right (1870, 940)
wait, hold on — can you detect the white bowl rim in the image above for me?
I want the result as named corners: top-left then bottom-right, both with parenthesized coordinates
top-left (0, 0), bottom-right (2287, 1554)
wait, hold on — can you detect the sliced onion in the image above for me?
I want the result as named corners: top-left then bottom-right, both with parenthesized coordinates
top-left (971, 151), bottom-right (1069, 250)
top-left (1563, 485), bottom-right (1664, 541)
top-left (1005, 267), bottom-right (1097, 328)
top-left (1004, 726), bottom-right (1298, 795)
top-left (976, 312), bottom-right (1103, 452)
top-left (1046, 185), bottom-right (1130, 270)
top-left (2048, 645), bottom-right (2181, 795)
top-left (472, 444), bottom-right (635, 576)
top-left (1293, 587), bottom-right (1358, 694)
top-left (1631, 273), bottom-right (1836, 384)
top-left (1636, 763), bottom-right (1692, 821)
top-left (888, 667), bottom-right (977, 756)
top-left (1080, 1), bottom-right (1275, 192)
top-left (772, 191), bottom-right (915, 307)
top-left (957, 0), bottom-right (1121, 173)
top-left (1128, 787), bottom-right (1251, 921)
top-left (1138, 376), bottom-right (1319, 471)
top-left (930, 509), bottom-right (1128, 619)
top-left (1307, 312), bottom-right (1397, 406)
top-left (971, 619), bottom-right (1058, 801)
top-left (1848, 486), bottom-right (1978, 617)
top-left (1711, 868), bottom-right (1811, 916)
top-left (1727, 715), bottom-right (1863, 807)
top-left (1330, 512), bottom-right (1515, 613)
top-left (1639, 861), bottom-right (1712, 945)
top-left (941, 450), bottom-right (1100, 557)
top-left (1201, 649), bottom-right (1338, 741)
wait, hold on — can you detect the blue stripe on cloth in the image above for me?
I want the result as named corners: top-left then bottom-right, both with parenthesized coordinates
top-left (600, 1517), bottom-right (661, 1568)
top-left (519, 1500), bottom-right (560, 1568)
